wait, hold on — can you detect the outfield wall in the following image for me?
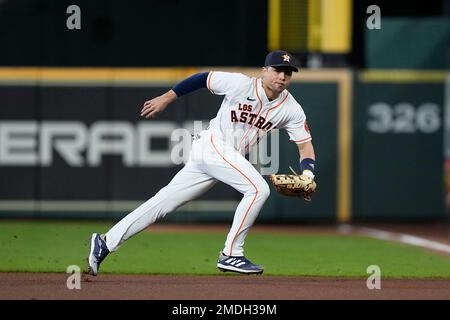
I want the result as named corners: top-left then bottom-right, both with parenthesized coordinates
top-left (0, 68), bottom-right (446, 222)
top-left (354, 71), bottom-right (447, 220)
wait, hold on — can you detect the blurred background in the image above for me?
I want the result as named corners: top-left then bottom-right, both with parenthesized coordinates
top-left (0, 0), bottom-right (449, 226)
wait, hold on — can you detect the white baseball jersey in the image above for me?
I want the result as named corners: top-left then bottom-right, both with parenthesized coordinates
top-left (206, 71), bottom-right (312, 154)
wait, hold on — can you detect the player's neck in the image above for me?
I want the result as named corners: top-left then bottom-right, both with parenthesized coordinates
top-left (262, 81), bottom-right (281, 101)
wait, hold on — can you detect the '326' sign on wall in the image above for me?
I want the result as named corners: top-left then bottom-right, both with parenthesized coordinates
top-left (367, 102), bottom-right (441, 134)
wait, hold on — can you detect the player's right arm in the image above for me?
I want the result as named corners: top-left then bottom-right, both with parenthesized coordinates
top-left (141, 72), bottom-right (209, 118)
top-left (141, 71), bottom-right (249, 118)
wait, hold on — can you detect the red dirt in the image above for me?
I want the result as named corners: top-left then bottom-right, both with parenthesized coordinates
top-left (0, 273), bottom-right (449, 300)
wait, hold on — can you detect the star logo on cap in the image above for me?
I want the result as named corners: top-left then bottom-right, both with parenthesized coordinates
top-left (282, 54), bottom-right (290, 62)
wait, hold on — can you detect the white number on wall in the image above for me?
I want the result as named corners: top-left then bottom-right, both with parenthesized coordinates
top-left (367, 103), bottom-right (440, 134)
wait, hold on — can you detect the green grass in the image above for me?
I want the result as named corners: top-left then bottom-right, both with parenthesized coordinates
top-left (1, 220), bottom-right (450, 278)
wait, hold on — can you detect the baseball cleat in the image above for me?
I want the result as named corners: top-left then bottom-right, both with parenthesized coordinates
top-left (217, 251), bottom-right (264, 275)
top-left (87, 233), bottom-right (110, 276)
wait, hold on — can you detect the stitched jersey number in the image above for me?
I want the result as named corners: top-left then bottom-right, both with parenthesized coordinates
top-left (367, 103), bottom-right (440, 134)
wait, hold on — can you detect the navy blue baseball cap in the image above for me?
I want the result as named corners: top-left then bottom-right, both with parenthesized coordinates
top-left (264, 50), bottom-right (299, 72)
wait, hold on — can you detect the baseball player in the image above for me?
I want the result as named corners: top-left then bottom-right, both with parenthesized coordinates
top-left (88, 50), bottom-right (316, 275)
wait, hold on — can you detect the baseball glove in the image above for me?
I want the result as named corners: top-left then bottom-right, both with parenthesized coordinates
top-left (269, 167), bottom-right (317, 201)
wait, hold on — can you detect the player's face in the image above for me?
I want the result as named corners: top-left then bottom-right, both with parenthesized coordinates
top-left (262, 66), bottom-right (293, 94)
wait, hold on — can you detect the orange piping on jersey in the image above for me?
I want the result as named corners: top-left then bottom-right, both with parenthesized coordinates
top-left (238, 78), bottom-right (264, 152)
top-left (292, 136), bottom-right (312, 144)
top-left (210, 134), bottom-right (258, 256)
top-left (207, 72), bottom-right (215, 94)
top-left (246, 91), bottom-right (289, 151)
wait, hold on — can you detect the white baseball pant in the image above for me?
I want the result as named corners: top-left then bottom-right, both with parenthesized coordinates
top-left (105, 129), bottom-right (270, 257)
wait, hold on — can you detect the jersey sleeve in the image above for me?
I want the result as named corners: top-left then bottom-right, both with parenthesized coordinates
top-left (206, 71), bottom-right (250, 96)
top-left (283, 103), bottom-right (312, 144)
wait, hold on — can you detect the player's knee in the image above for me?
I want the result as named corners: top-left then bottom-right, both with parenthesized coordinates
top-left (258, 181), bottom-right (270, 201)
top-left (244, 180), bottom-right (270, 201)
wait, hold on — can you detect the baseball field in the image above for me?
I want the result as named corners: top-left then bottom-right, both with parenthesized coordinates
top-left (1, 220), bottom-right (449, 300)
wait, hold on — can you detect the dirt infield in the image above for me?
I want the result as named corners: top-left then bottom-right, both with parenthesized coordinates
top-left (1, 273), bottom-right (449, 300)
